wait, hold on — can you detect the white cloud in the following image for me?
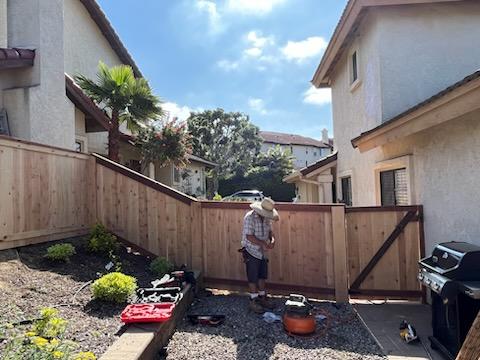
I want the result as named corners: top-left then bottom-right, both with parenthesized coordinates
top-left (196, 0), bottom-right (222, 34)
top-left (162, 102), bottom-right (194, 122)
top-left (281, 36), bottom-right (328, 62)
top-left (248, 98), bottom-right (268, 115)
top-left (303, 86), bottom-right (332, 106)
top-left (226, 0), bottom-right (287, 15)
top-left (216, 59), bottom-right (241, 71)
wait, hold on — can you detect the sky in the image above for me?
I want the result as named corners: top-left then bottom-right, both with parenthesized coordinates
top-left (97, 0), bottom-right (347, 139)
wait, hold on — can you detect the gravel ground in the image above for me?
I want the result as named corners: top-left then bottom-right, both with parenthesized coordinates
top-left (0, 237), bottom-right (156, 357)
top-left (164, 291), bottom-right (387, 360)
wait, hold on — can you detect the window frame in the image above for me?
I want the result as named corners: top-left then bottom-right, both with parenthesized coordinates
top-left (380, 168), bottom-right (408, 206)
top-left (349, 47), bottom-right (361, 92)
top-left (374, 155), bottom-right (415, 206)
top-left (340, 176), bottom-right (353, 206)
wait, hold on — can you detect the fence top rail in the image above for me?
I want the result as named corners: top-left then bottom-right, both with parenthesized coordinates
top-left (0, 135), bottom-right (91, 159)
top-left (346, 205), bottom-right (422, 213)
top-left (200, 201), bottom-right (344, 212)
top-left (93, 153), bottom-right (197, 205)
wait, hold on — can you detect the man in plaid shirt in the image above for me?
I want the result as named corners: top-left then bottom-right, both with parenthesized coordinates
top-left (241, 197), bottom-right (279, 313)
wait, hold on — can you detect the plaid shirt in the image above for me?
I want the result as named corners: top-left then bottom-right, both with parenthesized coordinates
top-left (241, 210), bottom-right (272, 260)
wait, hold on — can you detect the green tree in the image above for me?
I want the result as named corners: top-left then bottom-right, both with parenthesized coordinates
top-left (187, 109), bottom-right (262, 191)
top-left (219, 146), bottom-right (296, 202)
top-left (134, 121), bottom-right (192, 172)
top-left (75, 62), bottom-right (163, 161)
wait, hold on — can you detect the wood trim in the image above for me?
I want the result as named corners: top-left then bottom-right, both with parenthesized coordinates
top-left (0, 135), bottom-right (90, 159)
top-left (346, 205), bottom-right (421, 213)
top-left (204, 277), bottom-right (335, 295)
top-left (0, 229), bottom-right (90, 251)
top-left (349, 289), bottom-right (423, 299)
top-left (94, 153), bottom-right (196, 205)
top-left (350, 209), bottom-right (418, 290)
top-left (456, 310), bottom-right (480, 360)
top-left (200, 201), bottom-right (341, 212)
top-left (418, 205), bottom-right (427, 303)
top-left (1, 225), bottom-right (89, 242)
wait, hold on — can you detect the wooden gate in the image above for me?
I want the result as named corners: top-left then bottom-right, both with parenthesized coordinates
top-left (345, 206), bottom-right (425, 299)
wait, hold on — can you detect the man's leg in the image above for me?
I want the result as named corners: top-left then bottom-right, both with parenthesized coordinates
top-left (245, 253), bottom-right (264, 313)
top-left (258, 259), bottom-right (275, 310)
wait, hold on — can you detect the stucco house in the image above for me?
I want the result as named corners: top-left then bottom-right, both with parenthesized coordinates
top-left (260, 130), bottom-right (332, 169)
top-left (312, 0), bottom-right (480, 252)
top-left (0, 0), bottom-right (214, 197)
top-left (284, 152), bottom-right (337, 204)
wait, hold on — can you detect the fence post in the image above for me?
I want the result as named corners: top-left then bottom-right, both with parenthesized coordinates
top-left (190, 201), bottom-right (203, 272)
top-left (87, 155), bottom-right (98, 225)
top-left (332, 205), bottom-right (349, 303)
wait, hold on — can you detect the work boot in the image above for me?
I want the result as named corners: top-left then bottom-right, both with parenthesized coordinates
top-left (258, 295), bottom-right (275, 310)
top-left (249, 298), bottom-right (264, 314)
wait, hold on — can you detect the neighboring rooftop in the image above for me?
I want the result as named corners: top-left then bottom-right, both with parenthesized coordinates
top-left (0, 48), bottom-right (35, 69)
top-left (260, 131), bottom-right (331, 148)
top-left (188, 154), bottom-right (217, 168)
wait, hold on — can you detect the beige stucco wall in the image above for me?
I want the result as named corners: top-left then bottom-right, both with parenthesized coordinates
top-left (63, 0), bottom-right (123, 79)
top-left (261, 143), bottom-right (330, 169)
top-left (0, 0), bottom-right (7, 48)
top-left (374, 111), bottom-right (480, 253)
top-left (296, 182), bottom-right (320, 203)
top-left (3, 0), bottom-right (74, 149)
top-left (155, 161), bottom-right (208, 198)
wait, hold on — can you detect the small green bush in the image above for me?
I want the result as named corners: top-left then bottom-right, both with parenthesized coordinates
top-left (149, 257), bottom-right (173, 278)
top-left (33, 308), bottom-right (67, 339)
top-left (91, 272), bottom-right (137, 303)
top-left (45, 243), bottom-right (76, 262)
top-left (213, 192), bottom-right (222, 201)
top-left (88, 223), bottom-right (117, 255)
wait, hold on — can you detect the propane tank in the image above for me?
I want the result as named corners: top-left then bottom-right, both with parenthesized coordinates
top-left (283, 294), bottom-right (316, 335)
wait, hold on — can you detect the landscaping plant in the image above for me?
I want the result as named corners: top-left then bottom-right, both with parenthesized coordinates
top-left (88, 223), bottom-right (117, 255)
top-left (45, 243), bottom-right (76, 262)
top-left (1, 307), bottom-right (97, 360)
top-left (149, 257), bottom-right (173, 278)
top-left (91, 272), bottom-right (137, 303)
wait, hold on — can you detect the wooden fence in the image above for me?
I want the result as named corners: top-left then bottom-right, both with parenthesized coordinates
top-left (0, 137), bottom-right (95, 250)
top-left (0, 136), bottom-right (424, 302)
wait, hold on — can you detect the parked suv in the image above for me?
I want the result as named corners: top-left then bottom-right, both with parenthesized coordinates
top-left (222, 190), bottom-right (265, 202)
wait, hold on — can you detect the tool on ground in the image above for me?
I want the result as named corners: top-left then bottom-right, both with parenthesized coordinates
top-left (283, 294), bottom-right (316, 335)
top-left (134, 286), bottom-right (183, 304)
top-left (121, 303), bottom-right (175, 324)
top-left (399, 320), bottom-right (419, 343)
top-left (187, 315), bottom-right (225, 326)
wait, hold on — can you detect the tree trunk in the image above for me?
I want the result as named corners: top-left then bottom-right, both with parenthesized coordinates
top-left (108, 111), bottom-right (120, 162)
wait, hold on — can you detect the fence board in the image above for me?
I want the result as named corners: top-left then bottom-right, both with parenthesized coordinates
top-left (0, 140), bottom-right (91, 248)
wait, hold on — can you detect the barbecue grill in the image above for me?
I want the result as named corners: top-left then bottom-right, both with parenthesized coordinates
top-left (418, 241), bottom-right (480, 359)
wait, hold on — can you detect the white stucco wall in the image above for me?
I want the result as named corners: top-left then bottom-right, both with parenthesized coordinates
top-left (376, 4), bottom-right (480, 122)
top-left (0, 0), bottom-right (7, 48)
top-left (261, 143), bottom-right (330, 169)
top-left (331, 13), bottom-right (383, 205)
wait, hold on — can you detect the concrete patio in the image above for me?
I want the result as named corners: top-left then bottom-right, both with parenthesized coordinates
top-left (353, 300), bottom-right (444, 360)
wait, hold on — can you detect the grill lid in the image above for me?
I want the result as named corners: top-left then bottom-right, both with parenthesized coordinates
top-left (420, 242), bottom-right (480, 280)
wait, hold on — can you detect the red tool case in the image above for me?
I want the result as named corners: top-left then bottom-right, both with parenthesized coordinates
top-left (121, 303), bottom-right (175, 324)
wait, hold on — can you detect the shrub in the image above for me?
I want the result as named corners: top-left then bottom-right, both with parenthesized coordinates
top-left (88, 223), bottom-right (117, 255)
top-left (33, 308), bottom-right (67, 339)
top-left (1, 307), bottom-right (97, 360)
top-left (91, 272), bottom-right (137, 303)
top-left (45, 243), bottom-right (76, 262)
top-left (149, 257), bottom-right (173, 278)
top-left (213, 192), bottom-right (222, 201)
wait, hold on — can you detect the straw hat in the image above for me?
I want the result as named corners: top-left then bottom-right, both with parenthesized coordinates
top-left (250, 198), bottom-right (279, 221)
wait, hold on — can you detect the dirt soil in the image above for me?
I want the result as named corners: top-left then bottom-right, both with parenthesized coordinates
top-left (0, 236), bottom-right (156, 357)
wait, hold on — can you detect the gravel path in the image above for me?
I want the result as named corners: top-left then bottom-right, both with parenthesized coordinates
top-left (165, 292), bottom-right (386, 360)
top-left (0, 237), bottom-right (155, 357)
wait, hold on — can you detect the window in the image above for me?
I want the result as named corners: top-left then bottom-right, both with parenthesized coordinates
top-left (75, 141), bottom-right (82, 153)
top-left (380, 168), bottom-right (408, 206)
top-left (341, 177), bottom-right (352, 206)
top-left (173, 167), bottom-right (180, 183)
top-left (351, 51), bottom-right (358, 84)
top-left (313, 152), bottom-right (317, 156)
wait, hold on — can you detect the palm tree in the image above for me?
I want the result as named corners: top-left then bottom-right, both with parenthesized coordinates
top-left (75, 62), bottom-right (163, 161)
